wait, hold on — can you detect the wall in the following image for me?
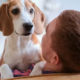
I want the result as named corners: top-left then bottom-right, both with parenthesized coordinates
top-left (0, 0), bottom-right (8, 6)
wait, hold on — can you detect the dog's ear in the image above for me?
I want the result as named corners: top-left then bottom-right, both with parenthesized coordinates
top-left (32, 3), bottom-right (45, 35)
top-left (0, 3), bottom-right (13, 36)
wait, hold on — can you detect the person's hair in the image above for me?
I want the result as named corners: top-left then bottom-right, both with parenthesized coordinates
top-left (51, 10), bottom-right (80, 73)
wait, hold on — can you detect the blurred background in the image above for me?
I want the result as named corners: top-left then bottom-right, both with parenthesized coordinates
top-left (0, 0), bottom-right (80, 57)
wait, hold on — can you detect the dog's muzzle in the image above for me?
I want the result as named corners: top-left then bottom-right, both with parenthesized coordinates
top-left (23, 22), bottom-right (33, 36)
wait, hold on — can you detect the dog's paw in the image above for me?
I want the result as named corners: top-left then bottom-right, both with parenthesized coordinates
top-left (30, 64), bottom-right (42, 76)
top-left (0, 64), bottom-right (13, 80)
top-left (30, 61), bottom-right (46, 76)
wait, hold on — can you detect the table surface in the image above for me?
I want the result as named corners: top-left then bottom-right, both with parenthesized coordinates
top-left (4, 74), bottom-right (80, 80)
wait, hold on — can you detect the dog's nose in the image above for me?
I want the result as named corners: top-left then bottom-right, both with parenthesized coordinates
top-left (23, 22), bottom-right (33, 31)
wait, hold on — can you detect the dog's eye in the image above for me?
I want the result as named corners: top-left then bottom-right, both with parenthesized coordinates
top-left (30, 8), bottom-right (34, 14)
top-left (12, 8), bottom-right (20, 15)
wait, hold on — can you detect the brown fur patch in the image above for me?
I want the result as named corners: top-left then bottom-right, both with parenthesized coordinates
top-left (31, 34), bottom-right (39, 44)
top-left (0, 3), bottom-right (13, 36)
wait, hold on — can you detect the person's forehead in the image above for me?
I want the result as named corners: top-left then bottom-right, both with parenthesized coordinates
top-left (47, 17), bottom-right (57, 37)
top-left (50, 18), bottom-right (57, 27)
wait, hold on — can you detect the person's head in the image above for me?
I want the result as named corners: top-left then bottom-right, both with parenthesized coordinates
top-left (42, 10), bottom-right (80, 73)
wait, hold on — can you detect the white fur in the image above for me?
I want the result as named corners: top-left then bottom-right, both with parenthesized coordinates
top-left (30, 61), bottom-right (46, 76)
top-left (0, 64), bottom-right (13, 80)
top-left (3, 32), bottom-right (41, 70)
top-left (0, 1), bottom-right (42, 80)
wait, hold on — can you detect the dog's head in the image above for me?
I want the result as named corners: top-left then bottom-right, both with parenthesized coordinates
top-left (1, 0), bottom-right (45, 36)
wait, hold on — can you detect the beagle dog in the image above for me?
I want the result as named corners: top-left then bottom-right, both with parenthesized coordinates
top-left (0, 0), bottom-right (46, 80)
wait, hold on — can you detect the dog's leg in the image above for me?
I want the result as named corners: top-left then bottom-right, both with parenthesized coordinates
top-left (0, 64), bottom-right (13, 80)
top-left (30, 61), bottom-right (46, 76)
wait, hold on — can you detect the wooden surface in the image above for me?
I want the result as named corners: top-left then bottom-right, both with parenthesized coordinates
top-left (4, 74), bottom-right (80, 80)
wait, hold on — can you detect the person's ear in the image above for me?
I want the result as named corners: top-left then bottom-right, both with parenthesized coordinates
top-left (50, 53), bottom-right (60, 65)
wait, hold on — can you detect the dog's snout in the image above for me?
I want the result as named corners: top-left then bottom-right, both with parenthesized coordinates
top-left (23, 22), bottom-right (33, 31)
